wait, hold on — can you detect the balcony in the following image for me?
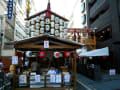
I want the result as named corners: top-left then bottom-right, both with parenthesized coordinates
top-left (90, 0), bottom-right (109, 19)
top-left (91, 9), bottom-right (111, 29)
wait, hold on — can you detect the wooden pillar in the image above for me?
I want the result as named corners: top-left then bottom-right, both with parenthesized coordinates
top-left (12, 49), bottom-right (17, 90)
top-left (73, 51), bottom-right (77, 89)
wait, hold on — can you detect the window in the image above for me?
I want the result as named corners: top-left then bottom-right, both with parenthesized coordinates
top-left (81, 15), bottom-right (86, 24)
top-left (80, 3), bottom-right (85, 13)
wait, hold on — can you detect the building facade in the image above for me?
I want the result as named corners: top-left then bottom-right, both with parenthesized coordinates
top-left (86, 0), bottom-right (120, 72)
top-left (0, 0), bottom-right (36, 56)
top-left (0, 0), bottom-right (16, 56)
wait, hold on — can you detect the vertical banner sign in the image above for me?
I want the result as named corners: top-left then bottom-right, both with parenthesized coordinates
top-left (44, 40), bottom-right (49, 48)
top-left (12, 56), bottom-right (18, 65)
top-left (8, 0), bottom-right (14, 19)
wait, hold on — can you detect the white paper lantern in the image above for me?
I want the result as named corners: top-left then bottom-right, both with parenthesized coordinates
top-left (64, 35), bottom-right (68, 39)
top-left (51, 15), bottom-right (55, 21)
top-left (26, 51), bottom-right (32, 57)
top-left (51, 22), bottom-right (54, 27)
top-left (51, 28), bottom-right (55, 34)
top-left (26, 28), bottom-right (29, 34)
top-left (45, 25), bottom-right (50, 31)
top-left (30, 25), bottom-right (35, 32)
top-left (55, 30), bottom-right (59, 36)
top-left (55, 24), bottom-right (59, 29)
top-left (64, 22), bottom-right (68, 28)
top-left (89, 57), bottom-right (93, 59)
top-left (35, 30), bottom-right (39, 33)
top-left (55, 17), bottom-right (59, 23)
top-left (40, 14), bottom-right (45, 20)
top-left (35, 23), bottom-right (39, 29)
top-left (40, 28), bottom-right (44, 34)
top-left (25, 21), bottom-right (30, 27)
top-left (54, 52), bottom-right (60, 58)
top-left (31, 32), bottom-right (34, 37)
top-left (60, 26), bottom-right (63, 31)
top-left (31, 18), bottom-right (35, 24)
top-left (60, 32), bottom-right (63, 38)
top-left (46, 18), bottom-right (50, 24)
top-left (64, 29), bottom-right (68, 34)
top-left (36, 16), bottom-right (40, 22)
top-left (60, 19), bottom-right (63, 25)
top-left (40, 21), bottom-right (44, 27)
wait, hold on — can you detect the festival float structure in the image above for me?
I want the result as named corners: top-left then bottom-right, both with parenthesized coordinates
top-left (5, 0), bottom-right (85, 90)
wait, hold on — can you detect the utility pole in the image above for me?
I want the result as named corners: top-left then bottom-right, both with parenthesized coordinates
top-left (0, 16), bottom-right (3, 57)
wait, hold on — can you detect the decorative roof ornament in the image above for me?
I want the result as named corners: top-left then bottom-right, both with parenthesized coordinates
top-left (45, 0), bottom-right (51, 18)
top-left (47, 0), bottom-right (51, 11)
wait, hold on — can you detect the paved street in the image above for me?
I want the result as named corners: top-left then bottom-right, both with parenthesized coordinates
top-left (76, 73), bottom-right (120, 90)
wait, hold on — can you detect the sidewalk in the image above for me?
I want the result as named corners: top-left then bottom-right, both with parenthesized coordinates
top-left (77, 73), bottom-right (120, 90)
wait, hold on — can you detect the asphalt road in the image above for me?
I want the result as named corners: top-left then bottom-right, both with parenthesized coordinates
top-left (75, 82), bottom-right (88, 90)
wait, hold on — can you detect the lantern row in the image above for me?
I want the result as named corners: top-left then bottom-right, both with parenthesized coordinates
top-left (25, 13), bottom-right (69, 39)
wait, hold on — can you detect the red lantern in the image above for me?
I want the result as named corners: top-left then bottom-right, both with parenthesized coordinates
top-left (39, 51), bottom-right (45, 58)
top-left (86, 29), bottom-right (90, 35)
top-left (102, 56), bottom-right (106, 59)
top-left (54, 52), bottom-right (60, 58)
top-left (64, 51), bottom-right (70, 57)
top-left (79, 57), bottom-right (84, 59)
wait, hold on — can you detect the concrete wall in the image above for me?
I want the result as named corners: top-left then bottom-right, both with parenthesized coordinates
top-left (1, 49), bottom-right (15, 56)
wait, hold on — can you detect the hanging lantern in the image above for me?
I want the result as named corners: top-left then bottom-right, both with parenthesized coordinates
top-left (89, 56), bottom-right (93, 59)
top-left (39, 51), bottom-right (45, 58)
top-left (26, 51), bottom-right (32, 57)
top-left (64, 51), bottom-right (71, 57)
top-left (54, 52), bottom-right (60, 58)
top-left (102, 56), bottom-right (106, 59)
top-left (86, 29), bottom-right (90, 35)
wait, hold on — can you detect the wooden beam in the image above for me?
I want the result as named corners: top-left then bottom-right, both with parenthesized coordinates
top-left (15, 88), bottom-right (73, 90)
top-left (15, 45), bottom-right (81, 49)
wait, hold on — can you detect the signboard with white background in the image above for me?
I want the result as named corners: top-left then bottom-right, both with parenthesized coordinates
top-left (109, 69), bottom-right (116, 76)
top-left (44, 40), bottom-right (49, 48)
top-left (12, 56), bottom-right (18, 64)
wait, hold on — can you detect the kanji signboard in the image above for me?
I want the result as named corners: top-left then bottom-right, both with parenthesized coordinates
top-left (8, 0), bottom-right (14, 19)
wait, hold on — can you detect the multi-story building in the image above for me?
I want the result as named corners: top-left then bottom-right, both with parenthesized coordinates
top-left (0, 0), bottom-right (36, 56)
top-left (0, 0), bottom-right (16, 56)
top-left (15, 0), bottom-right (37, 41)
top-left (86, 0), bottom-right (120, 72)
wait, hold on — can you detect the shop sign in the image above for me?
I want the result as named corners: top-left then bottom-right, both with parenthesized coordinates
top-left (109, 69), bottom-right (116, 76)
top-left (8, 0), bottom-right (14, 19)
top-left (35, 75), bottom-right (40, 82)
top-left (12, 56), bottom-right (18, 65)
top-left (44, 40), bottom-right (49, 48)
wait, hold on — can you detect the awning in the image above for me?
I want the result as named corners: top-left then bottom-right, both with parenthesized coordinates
top-left (78, 47), bottom-right (109, 57)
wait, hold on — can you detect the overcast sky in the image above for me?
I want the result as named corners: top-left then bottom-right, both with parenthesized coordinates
top-left (33, 0), bottom-right (83, 28)
top-left (34, 0), bottom-right (78, 18)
